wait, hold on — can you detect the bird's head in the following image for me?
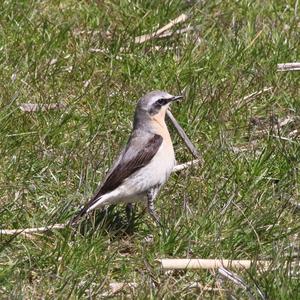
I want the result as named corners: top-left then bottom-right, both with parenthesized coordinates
top-left (134, 91), bottom-right (183, 128)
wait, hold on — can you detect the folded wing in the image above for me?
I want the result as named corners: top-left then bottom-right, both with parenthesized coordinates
top-left (70, 130), bottom-right (163, 224)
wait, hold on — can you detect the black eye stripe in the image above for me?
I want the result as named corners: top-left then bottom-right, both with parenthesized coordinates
top-left (157, 98), bottom-right (167, 105)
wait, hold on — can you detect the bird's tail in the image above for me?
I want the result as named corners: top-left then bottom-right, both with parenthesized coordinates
top-left (69, 194), bottom-right (104, 226)
top-left (69, 205), bottom-right (89, 226)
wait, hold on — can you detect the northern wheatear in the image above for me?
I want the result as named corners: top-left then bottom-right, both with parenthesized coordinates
top-left (71, 90), bottom-right (183, 224)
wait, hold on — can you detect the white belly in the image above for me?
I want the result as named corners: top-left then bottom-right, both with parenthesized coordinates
top-left (124, 140), bottom-right (175, 191)
top-left (87, 140), bottom-right (175, 211)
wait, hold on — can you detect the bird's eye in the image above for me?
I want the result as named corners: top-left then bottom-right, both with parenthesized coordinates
top-left (157, 98), bottom-right (167, 105)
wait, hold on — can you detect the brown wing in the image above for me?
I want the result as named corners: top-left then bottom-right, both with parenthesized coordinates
top-left (99, 134), bottom-right (163, 194)
top-left (70, 131), bottom-right (163, 223)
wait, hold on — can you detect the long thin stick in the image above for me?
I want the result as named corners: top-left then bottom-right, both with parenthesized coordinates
top-left (134, 13), bottom-right (189, 44)
top-left (157, 259), bottom-right (271, 270)
top-left (173, 159), bottom-right (201, 172)
top-left (101, 282), bottom-right (226, 296)
top-left (277, 63), bottom-right (300, 71)
top-left (0, 223), bottom-right (67, 236)
top-left (156, 25), bottom-right (199, 39)
top-left (234, 87), bottom-right (273, 111)
top-left (20, 103), bottom-right (65, 112)
top-left (167, 110), bottom-right (202, 160)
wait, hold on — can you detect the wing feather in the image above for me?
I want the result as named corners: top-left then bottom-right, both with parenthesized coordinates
top-left (71, 131), bottom-right (163, 223)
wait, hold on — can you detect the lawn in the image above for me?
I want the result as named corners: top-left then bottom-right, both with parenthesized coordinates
top-left (0, 0), bottom-right (299, 298)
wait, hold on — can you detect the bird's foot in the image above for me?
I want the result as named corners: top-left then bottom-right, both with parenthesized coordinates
top-left (147, 192), bottom-right (163, 227)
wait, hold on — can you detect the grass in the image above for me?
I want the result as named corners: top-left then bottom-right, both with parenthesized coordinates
top-left (0, 0), bottom-right (300, 298)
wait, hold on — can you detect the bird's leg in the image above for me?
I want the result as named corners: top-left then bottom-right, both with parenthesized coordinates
top-left (147, 187), bottom-right (162, 226)
top-left (125, 203), bottom-right (135, 224)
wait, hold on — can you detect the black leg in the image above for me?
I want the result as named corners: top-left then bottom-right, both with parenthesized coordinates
top-left (125, 203), bottom-right (134, 224)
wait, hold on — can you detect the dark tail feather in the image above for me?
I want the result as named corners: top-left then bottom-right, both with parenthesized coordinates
top-left (69, 205), bottom-right (89, 226)
top-left (69, 193), bottom-right (103, 226)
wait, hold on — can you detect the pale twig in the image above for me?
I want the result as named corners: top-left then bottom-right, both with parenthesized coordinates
top-left (277, 63), bottom-right (300, 71)
top-left (186, 282), bottom-right (227, 292)
top-left (107, 282), bottom-right (137, 295)
top-left (278, 116), bottom-right (297, 127)
top-left (0, 223), bottom-right (67, 236)
top-left (101, 282), bottom-right (226, 297)
top-left (234, 87), bottom-right (273, 111)
top-left (20, 103), bottom-right (66, 112)
top-left (231, 140), bottom-right (260, 154)
top-left (89, 48), bottom-right (106, 53)
top-left (157, 259), bottom-right (271, 270)
top-left (73, 30), bottom-right (101, 36)
top-left (167, 110), bottom-right (202, 160)
top-left (271, 134), bottom-right (298, 143)
top-left (173, 159), bottom-right (201, 172)
top-left (134, 13), bottom-right (189, 44)
top-left (154, 25), bottom-right (200, 39)
top-left (288, 129), bottom-right (298, 137)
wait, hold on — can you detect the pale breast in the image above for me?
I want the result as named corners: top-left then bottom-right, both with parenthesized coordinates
top-left (122, 138), bottom-right (175, 194)
top-left (117, 113), bottom-right (175, 196)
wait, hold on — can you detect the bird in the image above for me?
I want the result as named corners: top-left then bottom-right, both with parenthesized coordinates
top-left (70, 90), bottom-right (183, 225)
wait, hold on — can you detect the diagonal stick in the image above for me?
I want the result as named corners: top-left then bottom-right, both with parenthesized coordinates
top-left (167, 110), bottom-right (202, 160)
top-left (134, 13), bottom-right (189, 44)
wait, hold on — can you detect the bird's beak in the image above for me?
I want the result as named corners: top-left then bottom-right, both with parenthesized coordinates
top-left (168, 95), bottom-right (183, 103)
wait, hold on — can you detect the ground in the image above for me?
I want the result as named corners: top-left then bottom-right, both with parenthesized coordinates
top-left (0, 0), bottom-right (299, 298)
